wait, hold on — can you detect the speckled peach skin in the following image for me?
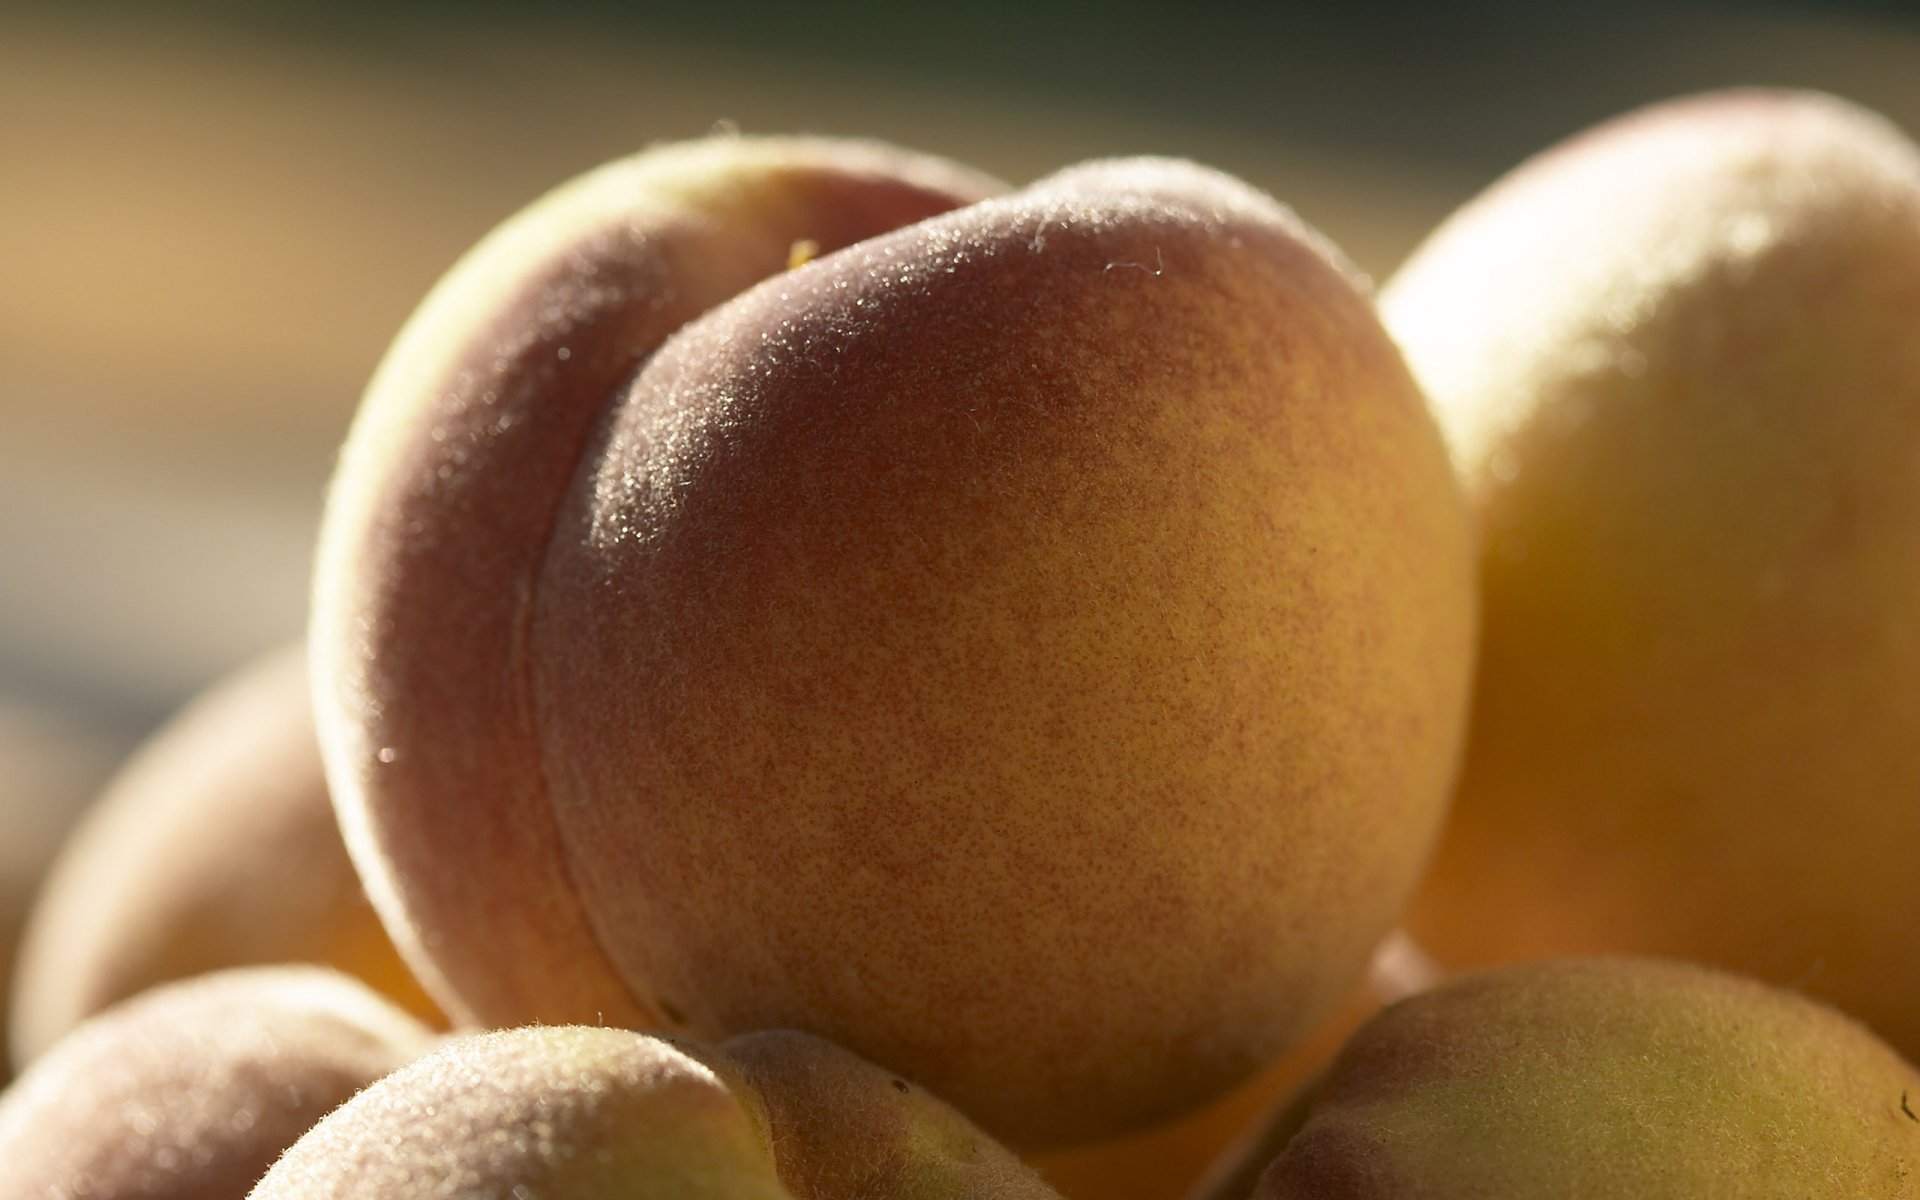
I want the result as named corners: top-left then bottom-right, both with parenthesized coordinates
top-left (314, 137), bottom-right (1473, 1147)
top-left (10, 645), bottom-right (440, 1070)
top-left (1383, 91), bottom-right (1920, 1065)
top-left (1255, 958), bottom-right (1920, 1198)
top-left (0, 967), bottom-right (437, 1200)
top-left (252, 1025), bottom-right (1059, 1200)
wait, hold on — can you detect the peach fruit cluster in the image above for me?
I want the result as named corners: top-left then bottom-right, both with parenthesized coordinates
top-left (4, 86), bottom-right (1920, 1199)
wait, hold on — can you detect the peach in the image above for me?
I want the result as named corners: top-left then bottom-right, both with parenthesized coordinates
top-left (252, 1025), bottom-right (1057, 1199)
top-left (312, 135), bottom-right (1473, 1145)
top-left (0, 701), bottom-right (103, 1082)
top-left (9, 644), bottom-right (439, 1069)
top-left (1252, 958), bottom-right (1920, 1197)
top-left (1382, 90), bottom-right (1920, 1061)
top-left (312, 135), bottom-right (1003, 1037)
top-left (0, 966), bottom-right (435, 1200)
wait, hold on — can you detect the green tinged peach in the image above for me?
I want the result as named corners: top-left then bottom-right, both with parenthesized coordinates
top-left (1253, 958), bottom-right (1920, 1198)
top-left (0, 966), bottom-right (436, 1200)
top-left (313, 135), bottom-right (1473, 1146)
top-left (10, 645), bottom-right (438, 1070)
top-left (1382, 90), bottom-right (1920, 1061)
top-left (251, 1025), bottom-right (1059, 1199)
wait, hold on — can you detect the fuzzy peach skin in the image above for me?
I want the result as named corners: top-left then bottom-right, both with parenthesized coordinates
top-left (0, 966), bottom-right (437, 1200)
top-left (311, 136), bottom-right (1474, 1146)
top-left (1382, 91), bottom-right (1920, 1063)
top-left (1251, 958), bottom-right (1920, 1198)
top-left (251, 1025), bottom-right (1059, 1199)
top-left (9, 645), bottom-right (439, 1070)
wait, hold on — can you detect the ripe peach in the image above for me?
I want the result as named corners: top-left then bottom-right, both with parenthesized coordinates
top-left (312, 135), bottom-right (1473, 1145)
top-left (9, 644), bottom-right (438, 1069)
top-left (252, 1025), bottom-right (1057, 1199)
top-left (0, 966), bottom-right (435, 1200)
top-left (313, 135), bottom-right (1003, 1038)
top-left (0, 702), bottom-right (102, 1082)
top-left (1254, 958), bottom-right (1920, 1197)
top-left (1383, 90), bottom-right (1920, 1062)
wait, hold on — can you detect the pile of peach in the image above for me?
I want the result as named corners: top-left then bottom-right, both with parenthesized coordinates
top-left (4, 88), bottom-right (1918, 1198)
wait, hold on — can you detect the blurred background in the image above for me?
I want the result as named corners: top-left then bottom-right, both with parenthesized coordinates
top-left (5, 0), bottom-right (1920, 865)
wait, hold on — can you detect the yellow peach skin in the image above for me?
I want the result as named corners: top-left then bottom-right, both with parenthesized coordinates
top-left (1257, 958), bottom-right (1920, 1197)
top-left (1384, 90), bottom-right (1920, 1063)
